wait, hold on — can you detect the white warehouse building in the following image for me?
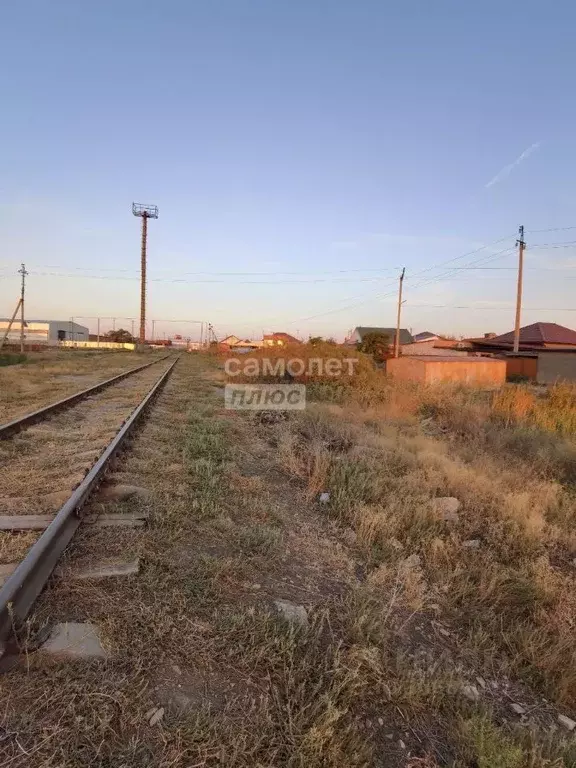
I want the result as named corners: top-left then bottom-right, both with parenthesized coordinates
top-left (0, 319), bottom-right (89, 346)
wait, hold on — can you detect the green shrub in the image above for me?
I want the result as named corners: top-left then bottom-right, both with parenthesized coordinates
top-left (0, 353), bottom-right (27, 366)
top-left (462, 716), bottom-right (523, 768)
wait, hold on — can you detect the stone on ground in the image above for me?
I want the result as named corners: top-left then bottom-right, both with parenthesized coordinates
top-left (558, 714), bottom-right (576, 731)
top-left (461, 684), bottom-right (480, 702)
top-left (431, 497), bottom-right (461, 522)
top-left (274, 599), bottom-right (309, 629)
top-left (40, 622), bottom-right (108, 658)
top-left (342, 528), bottom-right (357, 546)
top-left (148, 707), bottom-right (165, 726)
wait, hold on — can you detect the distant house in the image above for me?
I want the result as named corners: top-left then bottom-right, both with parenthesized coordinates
top-left (232, 339), bottom-right (260, 353)
top-left (413, 331), bottom-right (441, 343)
top-left (402, 337), bottom-right (469, 357)
top-left (262, 332), bottom-right (301, 347)
top-left (220, 335), bottom-right (241, 348)
top-left (346, 326), bottom-right (413, 346)
top-left (469, 323), bottom-right (576, 352)
top-left (219, 335), bottom-right (261, 352)
top-left (469, 322), bottom-right (576, 384)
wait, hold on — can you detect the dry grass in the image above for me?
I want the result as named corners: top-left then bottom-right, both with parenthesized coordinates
top-left (272, 373), bottom-right (576, 714)
top-left (0, 349), bottom-right (166, 422)
top-left (0, 362), bottom-right (174, 518)
top-left (2, 355), bottom-right (576, 766)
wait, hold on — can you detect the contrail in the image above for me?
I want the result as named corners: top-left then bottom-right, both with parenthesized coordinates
top-left (485, 141), bottom-right (541, 188)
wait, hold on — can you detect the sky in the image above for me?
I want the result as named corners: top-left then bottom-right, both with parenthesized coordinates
top-left (1, 0), bottom-right (576, 342)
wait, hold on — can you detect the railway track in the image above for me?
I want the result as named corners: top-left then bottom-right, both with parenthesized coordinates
top-left (0, 355), bottom-right (179, 655)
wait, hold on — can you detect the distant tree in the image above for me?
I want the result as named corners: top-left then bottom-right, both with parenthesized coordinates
top-left (105, 328), bottom-right (135, 343)
top-left (308, 336), bottom-right (324, 346)
top-left (325, 337), bottom-right (337, 345)
top-left (356, 331), bottom-right (390, 363)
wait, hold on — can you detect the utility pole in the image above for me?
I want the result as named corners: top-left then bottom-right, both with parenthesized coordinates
top-left (394, 267), bottom-right (405, 358)
top-left (132, 203), bottom-right (159, 345)
top-left (0, 299), bottom-right (22, 350)
top-left (513, 225), bottom-right (525, 354)
top-left (19, 263), bottom-right (28, 353)
top-left (207, 323), bottom-right (217, 345)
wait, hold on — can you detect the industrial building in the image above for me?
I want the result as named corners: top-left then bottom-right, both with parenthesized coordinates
top-left (0, 319), bottom-right (89, 346)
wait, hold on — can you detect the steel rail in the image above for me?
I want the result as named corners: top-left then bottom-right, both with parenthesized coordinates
top-left (0, 354), bottom-right (172, 440)
top-left (0, 356), bottom-right (179, 653)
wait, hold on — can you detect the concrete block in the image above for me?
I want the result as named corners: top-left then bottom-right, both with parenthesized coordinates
top-left (88, 512), bottom-right (149, 528)
top-left (73, 559), bottom-right (140, 579)
top-left (100, 485), bottom-right (152, 502)
top-left (0, 515), bottom-right (53, 531)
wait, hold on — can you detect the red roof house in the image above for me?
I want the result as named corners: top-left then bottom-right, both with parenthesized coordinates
top-left (471, 322), bottom-right (576, 351)
top-left (262, 332), bottom-right (301, 347)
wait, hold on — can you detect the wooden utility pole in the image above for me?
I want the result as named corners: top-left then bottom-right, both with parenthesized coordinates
top-left (0, 298), bottom-right (22, 350)
top-left (394, 267), bottom-right (405, 358)
top-left (19, 263), bottom-right (28, 353)
top-left (513, 225), bottom-right (525, 353)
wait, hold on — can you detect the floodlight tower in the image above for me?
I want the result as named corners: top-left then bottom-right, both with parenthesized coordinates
top-left (132, 202), bottom-right (159, 344)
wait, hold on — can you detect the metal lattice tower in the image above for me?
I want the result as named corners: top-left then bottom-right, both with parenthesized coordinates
top-left (132, 203), bottom-right (159, 343)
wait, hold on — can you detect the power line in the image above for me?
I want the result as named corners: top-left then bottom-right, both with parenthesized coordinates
top-left (527, 225), bottom-right (576, 233)
top-left (21, 271), bottom-right (410, 285)
top-left (406, 303), bottom-right (576, 311)
top-left (5, 263), bottom-right (576, 282)
top-left (528, 242), bottom-right (576, 249)
top-left (282, 235), bottom-right (518, 324)
top-left (406, 246), bottom-right (517, 293)
top-left (27, 265), bottom-right (406, 276)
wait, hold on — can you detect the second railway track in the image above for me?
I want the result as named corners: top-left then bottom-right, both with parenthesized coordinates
top-left (0, 355), bottom-right (179, 653)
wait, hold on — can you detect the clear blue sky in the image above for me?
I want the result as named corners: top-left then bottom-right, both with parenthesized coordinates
top-left (1, 0), bottom-right (576, 341)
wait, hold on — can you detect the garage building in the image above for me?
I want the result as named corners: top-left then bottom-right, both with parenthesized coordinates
top-left (387, 355), bottom-right (506, 387)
